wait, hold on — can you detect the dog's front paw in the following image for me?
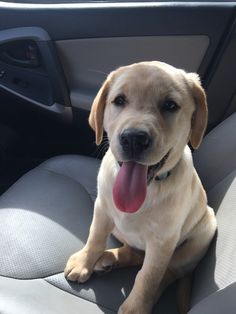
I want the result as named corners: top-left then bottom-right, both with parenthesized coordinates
top-left (118, 298), bottom-right (152, 314)
top-left (64, 249), bottom-right (96, 283)
top-left (94, 250), bottom-right (117, 274)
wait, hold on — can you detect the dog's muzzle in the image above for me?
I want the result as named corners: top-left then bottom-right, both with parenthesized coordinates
top-left (119, 128), bottom-right (151, 159)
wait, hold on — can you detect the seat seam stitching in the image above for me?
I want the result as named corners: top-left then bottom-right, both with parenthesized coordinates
top-left (41, 167), bottom-right (96, 202)
top-left (43, 277), bottom-right (116, 313)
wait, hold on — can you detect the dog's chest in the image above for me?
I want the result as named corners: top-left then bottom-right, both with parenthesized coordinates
top-left (109, 188), bottom-right (165, 250)
top-left (98, 149), bottom-right (175, 250)
top-left (112, 212), bottom-right (147, 250)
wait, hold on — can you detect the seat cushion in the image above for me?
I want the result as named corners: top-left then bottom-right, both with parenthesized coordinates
top-left (0, 276), bottom-right (113, 314)
top-left (190, 170), bottom-right (236, 308)
top-left (193, 113), bottom-right (236, 191)
top-left (0, 154), bottom-right (179, 313)
top-left (190, 113), bottom-right (236, 310)
top-left (0, 155), bottom-right (102, 279)
top-left (0, 114), bottom-right (235, 314)
top-left (189, 282), bottom-right (236, 314)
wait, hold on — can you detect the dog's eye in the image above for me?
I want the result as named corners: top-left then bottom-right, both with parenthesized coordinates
top-left (162, 100), bottom-right (179, 112)
top-left (113, 95), bottom-right (126, 106)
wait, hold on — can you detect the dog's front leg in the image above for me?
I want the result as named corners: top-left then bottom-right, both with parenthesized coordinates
top-left (118, 237), bottom-right (177, 314)
top-left (64, 198), bottom-right (114, 283)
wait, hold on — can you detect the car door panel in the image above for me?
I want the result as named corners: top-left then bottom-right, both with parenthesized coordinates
top-left (0, 2), bottom-right (235, 127)
top-left (0, 2), bottom-right (235, 158)
top-left (56, 35), bottom-right (209, 111)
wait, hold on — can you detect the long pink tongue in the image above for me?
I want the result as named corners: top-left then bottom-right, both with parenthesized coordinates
top-left (113, 161), bottom-right (148, 213)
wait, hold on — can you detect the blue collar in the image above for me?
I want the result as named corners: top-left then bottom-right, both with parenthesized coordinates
top-left (155, 171), bottom-right (170, 181)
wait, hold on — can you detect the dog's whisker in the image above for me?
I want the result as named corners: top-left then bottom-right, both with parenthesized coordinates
top-left (94, 140), bottom-right (109, 159)
top-left (88, 69), bottom-right (108, 76)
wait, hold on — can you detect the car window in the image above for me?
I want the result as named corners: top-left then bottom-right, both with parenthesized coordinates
top-left (3, 0), bottom-right (236, 4)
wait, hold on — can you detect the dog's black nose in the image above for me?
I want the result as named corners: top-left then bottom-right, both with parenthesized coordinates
top-left (120, 129), bottom-right (151, 157)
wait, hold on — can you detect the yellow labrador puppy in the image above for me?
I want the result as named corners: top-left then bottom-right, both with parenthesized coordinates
top-left (65, 61), bottom-right (217, 314)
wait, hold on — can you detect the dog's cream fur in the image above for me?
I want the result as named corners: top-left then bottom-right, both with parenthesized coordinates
top-left (64, 61), bottom-right (217, 314)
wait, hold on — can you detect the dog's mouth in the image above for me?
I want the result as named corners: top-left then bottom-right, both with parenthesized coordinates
top-left (113, 151), bottom-right (170, 214)
top-left (118, 152), bottom-right (169, 183)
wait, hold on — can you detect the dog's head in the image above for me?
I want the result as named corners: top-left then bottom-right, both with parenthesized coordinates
top-left (89, 61), bottom-right (208, 212)
top-left (89, 61), bottom-right (207, 163)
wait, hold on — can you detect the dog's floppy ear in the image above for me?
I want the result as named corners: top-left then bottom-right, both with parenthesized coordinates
top-left (187, 73), bottom-right (208, 149)
top-left (89, 76), bottom-right (111, 145)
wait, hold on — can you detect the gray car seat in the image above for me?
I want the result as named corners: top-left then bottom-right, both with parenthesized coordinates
top-left (0, 113), bottom-right (235, 314)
